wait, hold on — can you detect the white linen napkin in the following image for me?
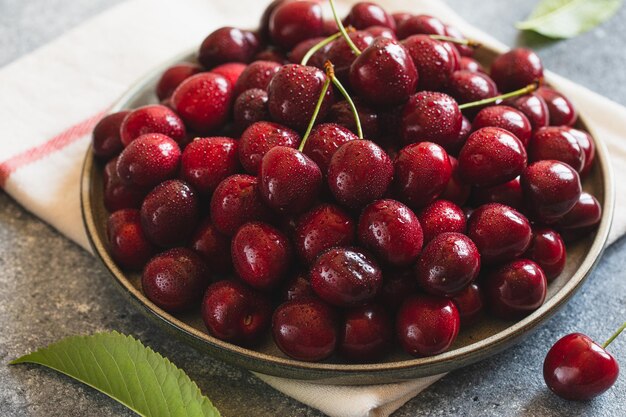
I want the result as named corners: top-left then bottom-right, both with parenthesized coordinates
top-left (1, 1), bottom-right (625, 416)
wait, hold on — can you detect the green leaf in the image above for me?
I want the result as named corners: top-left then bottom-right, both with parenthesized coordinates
top-left (516, 0), bottom-right (623, 39)
top-left (10, 331), bottom-right (221, 417)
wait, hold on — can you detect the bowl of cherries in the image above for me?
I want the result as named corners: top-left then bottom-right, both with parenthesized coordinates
top-left (81, 0), bottom-right (614, 384)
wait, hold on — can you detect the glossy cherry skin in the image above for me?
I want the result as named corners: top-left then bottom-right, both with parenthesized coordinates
top-left (537, 86), bottom-right (578, 126)
top-left (485, 259), bottom-right (547, 320)
top-left (92, 111), bottom-right (129, 160)
top-left (349, 37), bottom-right (418, 106)
top-left (234, 60), bottom-right (282, 96)
top-left (327, 140), bottom-right (394, 209)
top-left (416, 232), bottom-right (480, 297)
top-left (506, 92), bottom-right (549, 130)
top-left (326, 31), bottom-right (374, 83)
top-left (269, 0), bottom-right (324, 49)
top-left (458, 127), bottom-right (527, 188)
top-left (467, 203), bottom-right (532, 265)
top-left (116, 133), bottom-right (181, 188)
top-left (396, 295), bottom-right (460, 357)
top-left (233, 89), bottom-right (270, 132)
top-left (209, 174), bottom-right (273, 236)
top-left (451, 283), bottom-right (484, 326)
top-left (119, 104), bottom-right (187, 147)
top-left (358, 199), bottom-right (423, 266)
top-left (180, 137), bottom-right (239, 195)
top-left (521, 160), bottom-right (582, 223)
top-left (528, 127), bottom-right (585, 173)
top-left (346, 2), bottom-right (396, 30)
top-left (544, 333), bottom-right (619, 401)
top-left (470, 177), bottom-right (523, 210)
top-left (267, 64), bottom-right (334, 130)
top-left (282, 271), bottom-right (316, 302)
top-left (378, 268), bottom-right (418, 311)
top-left (302, 123), bottom-right (358, 175)
top-left (294, 204), bottom-right (355, 264)
top-left (156, 63), bottom-right (202, 100)
top-left (418, 200), bottom-right (466, 244)
top-left (310, 247), bottom-right (383, 307)
top-left (259, 146), bottom-right (322, 215)
top-left (106, 209), bottom-right (154, 270)
top-left (401, 92), bottom-right (463, 151)
top-left (440, 156), bottom-right (471, 206)
top-left (366, 25), bottom-right (397, 40)
top-left (459, 56), bottom-right (485, 73)
top-left (447, 70), bottom-right (498, 106)
top-left (254, 48), bottom-right (288, 64)
top-left (339, 303), bottom-right (393, 363)
top-left (564, 127), bottom-right (595, 177)
top-left (288, 37), bottom-right (327, 68)
top-left (555, 192), bottom-right (602, 240)
top-left (327, 99), bottom-right (380, 140)
top-left (103, 157), bottom-right (148, 212)
top-left (171, 73), bottom-right (234, 134)
top-left (402, 35), bottom-right (454, 91)
top-left (524, 228), bottom-right (566, 281)
top-left (272, 298), bottom-right (337, 362)
top-left (201, 280), bottom-right (272, 346)
top-left (198, 27), bottom-right (260, 69)
top-left (394, 142), bottom-right (452, 210)
top-left (211, 62), bottom-right (247, 87)
top-left (142, 248), bottom-right (210, 312)
top-left (490, 48), bottom-right (543, 92)
top-left (259, 0), bottom-right (287, 41)
top-left (472, 106), bottom-right (532, 147)
top-left (190, 219), bottom-right (232, 276)
top-left (231, 222), bottom-right (291, 290)
top-left (396, 14), bottom-right (446, 39)
top-left (391, 12), bottom-right (411, 28)
top-left (239, 121), bottom-right (300, 175)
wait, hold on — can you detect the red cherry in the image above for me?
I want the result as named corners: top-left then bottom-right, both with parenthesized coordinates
top-left (190, 219), bottom-right (232, 276)
top-left (366, 25), bottom-right (397, 40)
top-left (156, 63), bottom-right (202, 101)
top-left (544, 333), bottom-right (620, 401)
top-left (272, 298), bottom-right (337, 361)
top-left (233, 89), bottom-right (270, 132)
top-left (555, 192), bottom-right (602, 240)
top-left (378, 268), bottom-right (419, 311)
top-left (418, 199), bottom-right (466, 244)
top-left (459, 56), bottom-right (485, 73)
top-left (106, 209), bottom-right (154, 270)
top-left (326, 31), bottom-right (374, 82)
top-left (103, 157), bottom-right (148, 212)
top-left (198, 27), bottom-right (260, 69)
top-left (254, 48), bottom-right (288, 64)
top-left (472, 105), bottom-right (532, 147)
top-left (485, 259), bottom-right (547, 319)
top-left (346, 2), bottom-right (396, 30)
top-left (92, 111), bottom-right (129, 160)
top-left (327, 99), bottom-right (380, 139)
top-left (310, 247), bottom-right (382, 307)
top-left (396, 14), bottom-right (446, 39)
top-left (201, 280), bottom-right (272, 346)
top-left (234, 60), bottom-right (282, 96)
top-left (443, 24), bottom-right (474, 57)
top-left (440, 156), bottom-right (471, 206)
top-left (446, 70), bottom-right (498, 107)
top-left (524, 228), bottom-right (566, 281)
top-left (180, 137), bottom-right (239, 195)
top-left (537, 86), bottom-right (578, 126)
top-left (470, 177), bottom-right (523, 210)
top-left (490, 48), bottom-right (543, 92)
top-left (391, 12), bottom-right (412, 28)
top-left (451, 283), bottom-right (484, 326)
top-left (119, 104), bottom-right (187, 147)
top-left (259, 0), bottom-right (288, 42)
top-left (564, 127), bottom-right (595, 177)
top-left (289, 37), bottom-right (328, 68)
top-left (396, 295), bottom-right (460, 357)
top-left (528, 126), bottom-right (585, 173)
top-left (282, 271), bottom-right (316, 302)
top-left (301, 123), bottom-right (358, 175)
top-left (116, 133), bottom-right (181, 188)
top-left (239, 121), bottom-right (300, 175)
top-left (402, 35), bottom-right (455, 91)
top-left (339, 303), bottom-right (393, 363)
top-left (506, 92), bottom-right (550, 130)
top-left (269, 0), bottom-right (325, 49)
top-left (142, 248), bottom-right (210, 312)
top-left (211, 62), bottom-right (247, 87)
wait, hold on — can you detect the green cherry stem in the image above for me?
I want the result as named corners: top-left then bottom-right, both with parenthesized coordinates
top-left (329, 0), bottom-right (361, 56)
top-left (298, 67), bottom-right (332, 152)
top-left (329, 73), bottom-right (363, 139)
top-left (428, 35), bottom-right (481, 48)
top-left (602, 321), bottom-right (626, 349)
top-left (301, 30), bottom-right (348, 66)
top-left (458, 80), bottom-right (541, 110)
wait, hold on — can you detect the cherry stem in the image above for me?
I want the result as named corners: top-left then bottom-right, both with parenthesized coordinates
top-left (458, 80), bottom-right (541, 110)
top-left (298, 65), bottom-right (332, 152)
top-left (328, 0), bottom-right (361, 56)
top-left (429, 35), bottom-right (481, 48)
top-left (602, 321), bottom-right (626, 349)
top-left (329, 73), bottom-right (363, 139)
top-left (301, 30), bottom-right (347, 66)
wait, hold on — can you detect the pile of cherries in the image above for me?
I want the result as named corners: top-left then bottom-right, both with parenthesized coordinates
top-left (94, 0), bottom-right (604, 374)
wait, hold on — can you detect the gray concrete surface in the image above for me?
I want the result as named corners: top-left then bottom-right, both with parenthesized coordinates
top-left (1, 1), bottom-right (626, 416)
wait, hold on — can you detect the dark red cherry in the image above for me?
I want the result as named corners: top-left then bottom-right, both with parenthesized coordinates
top-left (346, 2), bottom-right (396, 30)
top-left (416, 232), bottom-right (480, 297)
top-left (418, 199), bottom-right (466, 244)
top-left (391, 12), bottom-right (412, 28)
top-left (269, 0), bottom-right (324, 49)
top-left (396, 14), bottom-right (446, 39)
top-left (446, 70), bottom-right (498, 106)
top-left (349, 37), bottom-right (418, 106)
top-left (210, 174), bottom-right (273, 236)
top-left (402, 35), bottom-right (455, 91)
top-left (394, 142), bottom-right (452, 209)
top-left (401, 91), bottom-right (463, 151)
top-left (171, 73), bottom-right (234, 134)
top-left (443, 24), bottom-right (474, 57)
top-left (142, 248), bottom-right (210, 312)
top-left (238, 121), bottom-right (300, 175)
top-left (234, 60), bottom-right (282, 96)
top-left (470, 177), bottom-right (523, 210)
top-left (555, 192), bottom-right (602, 240)
top-left (156, 63), bottom-right (202, 100)
top-left (116, 133), bottom-right (181, 188)
top-left (440, 156), bottom-right (471, 206)
top-left (544, 333), bottom-right (619, 401)
top-left (282, 271), bottom-right (316, 302)
top-left (396, 295), bottom-right (460, 357)
top-left (92, 111), bottom-right (130, 160)
top-left (459, 56), bottom-right (485, 73)
top-left (485, 259), bottom-right (547, 320)
top-left (458, 127), bottom-right (527, 187)
top-left (326, 31), bottom-right (374, 82)
top-left (259, 146), bottom-right (322, 214)
top-left (467, 203), bottom-right (532, 265)
top-left (378, 268), bottom-right (418, 311)
top-left (103, 157), bottom-right (148, 212)
top-left (120, 104), bottom-right (187, 147)
top-left (201, 280), bottom-right (272, 346)
top-left (294, 204), bottom-right (355, 264)
top-left (451, 283), bottom-right (484, 326)
top-left (198, 27), bottom-right (260, 69)
top-left (180, 137), bottom-right (239, 195)
top-left (327, 99), bottom-right (380, 139)
top-left (528, 126), bottom-right (585, 173)
top-left (259, 0), bottom-right (287, 41)
top-left (233, 88), bottom-right (270, 132)
top-left (254, 48), bottom-right (288, 64)
top-left (327, 140), bottom-right (394, 209)
top-left (310, 247), bottom-right (382, 307)
top-left (190, 219), bottom-right (232, 275)
top-left (472, 106), bottom-right (532, 147)
top-left (564, 127), bottom-right (595, 177)
top-left (211, 62), bottom-right (247, 87)
top-left (521, 160), bottom-right (582, 223)
top-left (358, 199), bottom-right (423, 266)
top-left (524, 228), bottom-right (566, 281)
top-left (339, 303), bottom-right (393, 362)
top-left (231, 222), bottom-right (291, 290)
top-left (267, 64), bottom-right (334, 130)
top-left (302, 123), bottom-right (358, 175)
top-left (289, 37), bottom-right (328, 68)
top-left (506, 92), bottom-right (549, 130)
top-left (366, 25), bottom-right (397, 40)
top-left (537, 86), bottom-right (578, 126)
top-left (107, 209), bottom-right (154, 270)
top-left (272, 298), bottom-right (337, 361)
top-left (490, 48), bottom-right (543, 92)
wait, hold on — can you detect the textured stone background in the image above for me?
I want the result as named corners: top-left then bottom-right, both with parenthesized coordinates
top-left (1, 0), bottom-right (625, 416)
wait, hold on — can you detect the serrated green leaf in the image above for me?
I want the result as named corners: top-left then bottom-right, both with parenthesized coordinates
top-left (516, 0), bottom-right (623, 39)
top-left (10, 331), bottom-right (220, 417)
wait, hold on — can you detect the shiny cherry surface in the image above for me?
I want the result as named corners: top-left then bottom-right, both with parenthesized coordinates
top-left (239, 121), bottom-right (300, 175)
top-left (190, 219), bottom-right (233, 276)
top-left (524, 228), bottom-right (566, 281)
top-left (490, 48), bottom-right (543, 92)
top-left (339, 303), bottom-right (393, 363)
top-left (472, 105), bottom-right (532, 147)
top-left (302, 123), bottom-right (358, 175)
top-left (119, 104), bottom-right (187, 147)
top-left (106, 209), bottom-right (154, 270)
top-left (528, 126), bottom-right (585, 173)
top-left (269, 0), bottom-right (325, 49)
top-left (180, 137), bottom-right (239, 195)
top-left (537, 86), bottom-right (578, 126)
top-left (418, 199), bottom-right (466, 243)
top-left (198, 27), bottom-right (260, 68)
top-left (92, 111), bottom-right (129, 160)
